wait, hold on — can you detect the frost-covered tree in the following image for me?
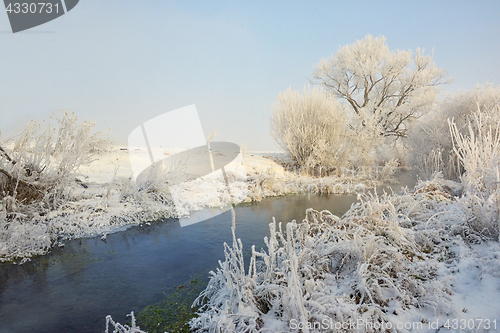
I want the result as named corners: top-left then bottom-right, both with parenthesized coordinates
top-left (313, 34), bottom-right (451, 139)
top-left (270, 86), bottom-right (352, 169)
top-left (408, 84), bottom-right (500, 180)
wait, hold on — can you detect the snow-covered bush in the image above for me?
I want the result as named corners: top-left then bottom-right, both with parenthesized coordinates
top-left (408, 86), bottom-right (500, 241)
top-left (270, 86), bottom-right (353, 169)
top-left (408, 85), bottom-right (500, 180)
top-left (243, 160), bottom-right (398, 202)
top-left (449, 112), bottom-right (500, 242)
top-left (0, 110), bottom-right (112, 208)
top-left (189, 182), bottom-right (469, 332)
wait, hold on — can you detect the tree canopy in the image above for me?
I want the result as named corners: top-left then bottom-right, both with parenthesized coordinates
top-left (313, 35), bottom-right (451, 138)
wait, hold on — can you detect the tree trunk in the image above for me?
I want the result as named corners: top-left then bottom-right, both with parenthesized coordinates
top-left (0, 146), bottom-right (44, 205)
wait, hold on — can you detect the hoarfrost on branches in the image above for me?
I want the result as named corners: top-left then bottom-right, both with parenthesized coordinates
top-left (313, 34), bottom-right (451, 139)
top-left (408, 85), bottom-right (500, 180)
top-left (270, 86), bottom-right (352, 169)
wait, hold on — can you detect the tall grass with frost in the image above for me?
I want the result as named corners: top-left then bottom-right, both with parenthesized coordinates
top-left (408, 85), bottom-right (500, 180)
top-left (188, 185), bottom-right (464, 332)
top-left (449, 111), bottom-right (500, 241)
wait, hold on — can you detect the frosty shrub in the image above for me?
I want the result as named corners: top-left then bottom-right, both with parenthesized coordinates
top-left (243, 161), bottom-right (398, 203)
top-left (313, 34), bottom-right (450, 141)
top-left (270, 86), bottom-right (352, 169)
top-left (0, 110), bottom-right (112, 209)
top-left (449, 111), bottom-right (500, 241)
top-left (408, 85), bottom-right (500, 180)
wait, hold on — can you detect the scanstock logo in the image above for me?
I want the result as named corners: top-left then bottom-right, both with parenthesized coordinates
top-left (128, 105), bottom-right (248, 227)
top-left (3, 0), bottom-right (79, 33)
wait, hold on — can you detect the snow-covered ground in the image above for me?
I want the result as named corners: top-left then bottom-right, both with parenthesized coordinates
top-left (78, 146), bottom-right (287, 183)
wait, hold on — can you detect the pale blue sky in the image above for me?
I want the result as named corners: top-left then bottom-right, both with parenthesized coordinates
top-left (1, 0), bottom-right (499, 149)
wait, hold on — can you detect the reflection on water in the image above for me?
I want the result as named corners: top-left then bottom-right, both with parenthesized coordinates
top-left (0, 171), bottom-right (417, 333)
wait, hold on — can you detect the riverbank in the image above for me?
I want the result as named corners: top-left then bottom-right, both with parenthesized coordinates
top-left (0, 191), bottom-right (367, 332)
top-left (1, 146), bottom-right (401, 263)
